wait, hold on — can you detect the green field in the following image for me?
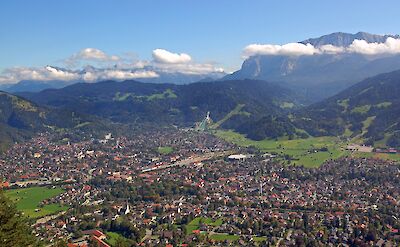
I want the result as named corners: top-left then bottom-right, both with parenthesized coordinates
top-left (106, 232), bottom-right (130, 246)
top-left (351, 105), bottom-right (371, 114)
top-left (147, 89), bottom-right (177, 101)
top-left (209, 233), bottom-right (240, 241)
top-left (252, 236), bottom-right (267, 242)
top-left (157, 146), bottom-right (174, 155)
top-left (5, 187), bottom-right (68, 218)
top-left (186, 217), bottom-right (223, 234)
top-left (113, 89), bottom-right (177, 102)
top-left (215, 130), bottom-right (348, 167)
top-left (353, 152), bottom-right (400, 161)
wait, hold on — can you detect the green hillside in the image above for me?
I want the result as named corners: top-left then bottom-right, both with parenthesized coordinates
top-left (294, 70), bottom-right (400, 148)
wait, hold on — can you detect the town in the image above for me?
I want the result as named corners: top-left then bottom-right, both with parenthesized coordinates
top-left (0, 128), bottom-right (399, 246)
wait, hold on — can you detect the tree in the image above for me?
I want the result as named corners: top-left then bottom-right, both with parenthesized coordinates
top-left (0, 190), bottom-right (37, 247)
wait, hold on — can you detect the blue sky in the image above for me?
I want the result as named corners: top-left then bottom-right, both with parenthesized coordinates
top-left (1, 0), bottom-right (400, 76)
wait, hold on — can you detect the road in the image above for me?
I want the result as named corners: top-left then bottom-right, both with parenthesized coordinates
top-left (141, 150), bottom-right (233, 173)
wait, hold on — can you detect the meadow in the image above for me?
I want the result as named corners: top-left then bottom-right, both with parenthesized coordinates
top-left (185, 217), bottom-right (223, 234)
top-left (215, 130), bottom-right (348, 168)
top-left (5, 186), bottom-right (68, 218)
top-left (105, 232), bottom-right (131, 246)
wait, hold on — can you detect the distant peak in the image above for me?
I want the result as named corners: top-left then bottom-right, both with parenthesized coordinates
top-left (301, 31), bottom-right (399, 47)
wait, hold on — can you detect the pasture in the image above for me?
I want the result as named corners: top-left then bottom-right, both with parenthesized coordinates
top-left (5, 186), bottom-right (68, 218)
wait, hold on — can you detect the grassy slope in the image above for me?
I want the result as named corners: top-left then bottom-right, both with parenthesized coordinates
top-left (211, 104), bottom-right (247, 129)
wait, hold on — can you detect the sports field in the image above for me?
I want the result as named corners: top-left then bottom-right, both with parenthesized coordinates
top-left (5, 186), bottom-right (68, 218)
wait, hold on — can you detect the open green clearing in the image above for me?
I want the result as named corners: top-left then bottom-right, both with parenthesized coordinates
top-left (375, 101), bottom-right (392, 108)
top-left (280, 101), bottom-right (295, 109)
top-left (147, 89), bottom-right (177, 101)
top-left (215, 130), bottom-right (348, 168)
top-left (185, 217), bottom-right (223, 234)
top-left (351, 105), bottom-right (371, 114)
top-left (209, 233), bottom-right (240, 241)
top-left (157, 146), bottom-right (174, 155)
top-left (211, 104), bottom-right (249, 129)
top-left (113, 89), bottom-right (177, 102)
top-left (252, 236), bottom-right (267, 242)
top-left (113, 92), bottom-right (134, 101)
top-left (4, 187), bottom-right (68, 218)
top-left (353, 152), bottom-right (400, 161)
top-left (215, 129), bottom-right (400, 167)
top-left (106, 232), bottom-right (130, 246)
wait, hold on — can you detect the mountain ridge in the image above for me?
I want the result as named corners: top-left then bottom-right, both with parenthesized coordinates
top-left (224, 31), bottom-right (400, 101)
top-left (19, 79), bottom-right (304, 140)
top-left (294, 69), bottom-right (400, 148)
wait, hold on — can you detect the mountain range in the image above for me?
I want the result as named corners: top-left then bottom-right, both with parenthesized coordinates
top-left (18, 79), bottom-right (301, 139)
top-left (1, 31), bottom-right (399, 151)
top-left (225, 32), bottom-right (400, 101)
top-left (294, 70), bottom-right (400, 148)
top-left (0, 91), bottom-right (110, 151)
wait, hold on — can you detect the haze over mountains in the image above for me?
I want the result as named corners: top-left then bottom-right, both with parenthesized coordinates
top-left (1, 32), bottom-right (400, 150)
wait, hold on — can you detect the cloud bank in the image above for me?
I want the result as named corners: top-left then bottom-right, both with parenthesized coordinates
top-left (0, 48), bottom-right (224, 84)
top-left (0, 66), bottom-right (159, 84)
top-left (243, 37), bottom-right (400, 57)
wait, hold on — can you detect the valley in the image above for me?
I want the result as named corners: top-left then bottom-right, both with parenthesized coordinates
top-left (1, 28), bottom-right (400, 247)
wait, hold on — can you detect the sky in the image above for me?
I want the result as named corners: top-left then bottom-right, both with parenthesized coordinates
top-left (1, 0), bottom-right (400, 83)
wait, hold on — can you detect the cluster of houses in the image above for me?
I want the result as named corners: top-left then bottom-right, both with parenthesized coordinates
top-left (0, 129), bottom-right (399, 246)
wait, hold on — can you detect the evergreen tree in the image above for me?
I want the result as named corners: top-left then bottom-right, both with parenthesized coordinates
top-left (0, 190), bottom-right (37, 247)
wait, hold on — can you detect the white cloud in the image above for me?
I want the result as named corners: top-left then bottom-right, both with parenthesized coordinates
top-left (152, 49), bottom-right (192, 64)
top-left (243, 37), bottom-right (400, 57)
top-left (348, 37), bottom-right (400, 55)
top-left (319, 44), bottom-right (345, 54)
top-left (243, 43), bottom-right (318, 57)
top-left (0, 66), bottom-right (158, 84)
top-left (155, 62), bottom-right (224, 75)
top-left (65, 48), bottom-right (120, 66)
top-left (45, 66), bottom-right (80, 80)
top-left (149, 48), bottom-right (224, 74)
top-left (0, 66), bottom-right (79, 84)
top-left (94, 70), bottom-right (159, 81)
